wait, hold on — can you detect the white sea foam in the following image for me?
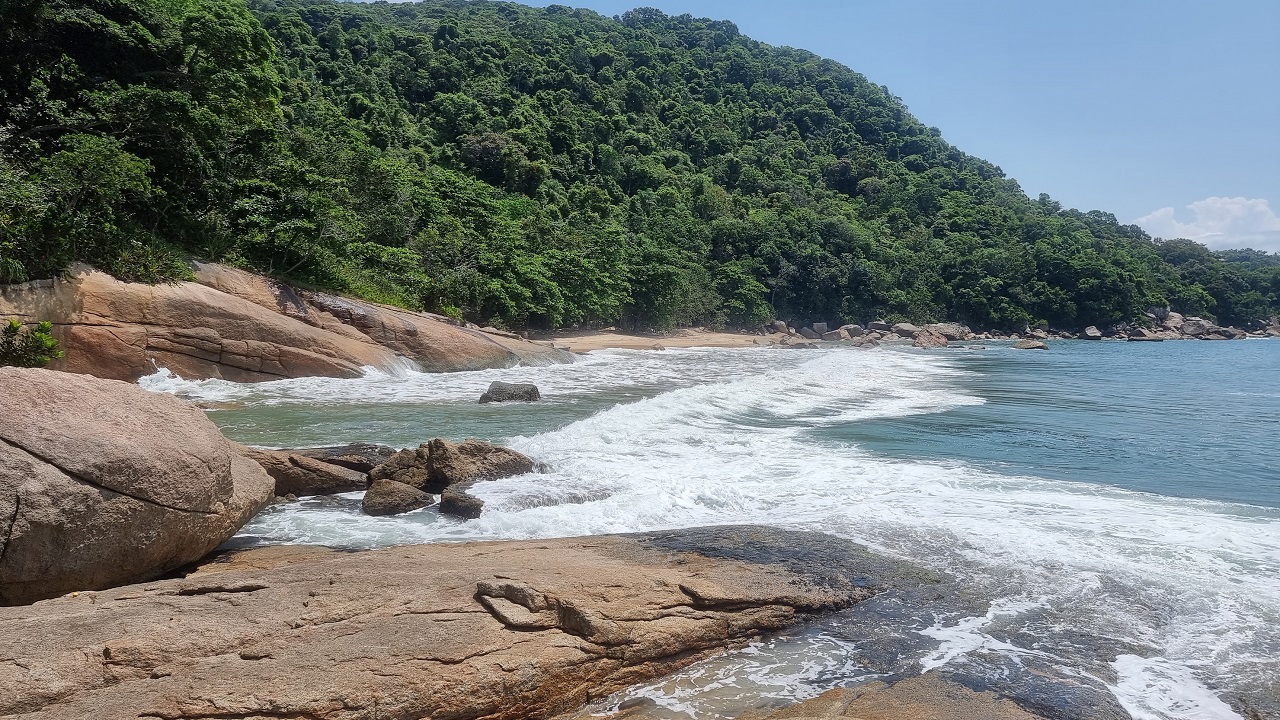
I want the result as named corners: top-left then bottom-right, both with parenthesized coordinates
top-left (149, 345), bottom-right (1277, 719)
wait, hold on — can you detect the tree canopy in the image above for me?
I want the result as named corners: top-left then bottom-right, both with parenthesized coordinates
top-left (2, 0), bottom-right (1276, 330)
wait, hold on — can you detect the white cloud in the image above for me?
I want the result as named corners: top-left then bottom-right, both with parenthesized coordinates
top-left (1135, 197), bottom-right (1280, 253)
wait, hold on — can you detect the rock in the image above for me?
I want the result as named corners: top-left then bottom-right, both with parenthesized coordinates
top-left (1027, 328), bottom-right (1050, 340)
top-left (924, 322), bottom-right (971, 341)
top-left (0, 526), bottom-right (903, 720)
top-left (362, 479), bottom-right (434, 516)
top-left (439, 485), bottom-right (485, 519)
top-left (479, 380), bottom-right (541, 404)
top-left (1127, 328), bottom-right (1163, 342)
top-left (798, 327), bottom-right (821, 340)
top-left (241, 448), bottom-right (368, 497)
top-left (428, 438), bottom-right (536, 490)
top-left (1163, 311), bottom-right (1185, 330)
top-left (1082, 326), bottom-right (1103, 340)
top-left (368, 438), bottom-right (535, 500)
top-left (1180, 318), bottom-right (1211, 336)
top-left (850, 336), bottom-right (880, 348)
top-left (0, 264), bottom-right (573, 383)
top-left (821, 329), bottom-right (847, 341)
top-left (0, 368), bottom-right (273, 605)
top-left (840, 324), bottom-right (865, 337)
top-left (891, 322), bottom-right (920, 338)
top-left (868, 320), bottom-right (892, 332)
top-left (1013, 339), bottom-right (1048, 350)
top-left (291, 443), bottom-right (396, 473)
top-left (767, 320), bottom-right (788, 334)
top-left (811, 322), bottom-right (830, 335)
top-left (912, 329), bottom-right (948, 349)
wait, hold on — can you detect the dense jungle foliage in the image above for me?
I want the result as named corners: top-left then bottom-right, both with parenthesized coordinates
top-left (2, 0), bottom-right (1277, 330)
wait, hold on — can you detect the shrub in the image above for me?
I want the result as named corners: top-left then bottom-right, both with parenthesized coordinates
top-left (0, 320), bottom-right (64, 368)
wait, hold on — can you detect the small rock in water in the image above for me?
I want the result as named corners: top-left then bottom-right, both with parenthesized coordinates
top-left (439, 486), bottom-right (485, 519)
top-left (1082, 326), bottom-right (1103, 340)
top-left (362, 479), bottom-right (434, 516)
top-left (912, 328), bottom-right (948, 349)
top-left (1013, 339), bottom-right (1049, 350)
top-left (479, 380), bottom-right (541, 404)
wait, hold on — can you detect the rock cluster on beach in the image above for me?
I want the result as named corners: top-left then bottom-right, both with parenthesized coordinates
top-left (0, 527), bottom-right (896, 720)
top-left (0, 263), bottom-right (574, 382)
top-left (762, 308), bottom-right (1276, 349)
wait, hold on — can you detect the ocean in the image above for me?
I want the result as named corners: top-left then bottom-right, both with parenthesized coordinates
top-left (143, 339), bottom-right (1280, 720)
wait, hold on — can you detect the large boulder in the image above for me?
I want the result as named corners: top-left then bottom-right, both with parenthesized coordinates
top-left (1013, 339), bottom-right (1049, 350)
top-left (811, 322), bottom-right (830, 335)
top-left (479, 380), bottom-right (541, 404)
top-left (362, 479), bottom-right (434, 516)
top-left (1082, 326), bottom-right (1104, 340)
top-left (912, 328), bottom-right (948, 349)
top-left (891, 322), bottom-right (920, 339)
top-left (428, 438), bottom-right (536, 489)
top-left (1180, 318), bottom-right (1211, 336)
top-left (821, 329), bottom-right (847, 341)
top-left (241, 448), bottom-right (367, 497)
top-left (798, 327), bottom-right (821, 340)
top-left (839, 324), bottom-right (865, 337)
top-left (0, 368), bottom-right (273, 605)
top-left (924, 322), bottom-right (971, 341)
top-left (868, 320), bottom-right (892, 332)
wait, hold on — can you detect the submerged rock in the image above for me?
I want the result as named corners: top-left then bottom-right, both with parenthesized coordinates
top-left (0, 368), bottom-right (273, 606)
top-left (362, 479), bottom-right (434, 516)
top-left (479, 380), bottom-right (541, 403)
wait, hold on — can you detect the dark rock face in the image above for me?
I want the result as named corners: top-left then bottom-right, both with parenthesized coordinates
top-left (362, 479), bottom-right (434, 516)
top-left (292, 443), bottom-right (396, 473)
top-left (0, 368), bottom-right (273, 606)
top-left (479, 380), bottom-right (541, 404)
top-left (869, 321), bottom-right (892, 332)
top-left (812, 322), bottom-right (830, 335)
top-left (242, 448), bottom-right (368, 497)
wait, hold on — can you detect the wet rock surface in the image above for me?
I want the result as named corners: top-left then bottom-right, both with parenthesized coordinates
top-left (0, 526), bottom-right (899, 720)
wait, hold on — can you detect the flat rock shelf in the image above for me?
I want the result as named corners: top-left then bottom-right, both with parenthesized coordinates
top-left (0, 526), bottom-right (923, 720)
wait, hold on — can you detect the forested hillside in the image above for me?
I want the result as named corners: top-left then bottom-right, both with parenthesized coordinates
top-left (2, 0), bottom-right (1276, 330)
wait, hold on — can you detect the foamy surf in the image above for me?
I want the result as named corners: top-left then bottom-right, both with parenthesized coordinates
top-left (145, 343), bottom-right (1279, 719)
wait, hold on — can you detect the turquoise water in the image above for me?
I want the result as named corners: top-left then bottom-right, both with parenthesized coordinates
top-left (144, 339), bottom-right (1280, 720)
top-left (824, 340), bottom-right (1280, 508)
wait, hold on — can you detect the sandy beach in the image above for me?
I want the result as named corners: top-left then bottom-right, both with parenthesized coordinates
top-left (546, 327), bottom-right (780, 352)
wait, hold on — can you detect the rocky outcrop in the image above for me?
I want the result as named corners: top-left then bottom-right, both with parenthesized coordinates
top-left (367, 438), bottom-right (536, 518)
top-left (241, 448), bottom-right (368, 497)
top-left (362, 479), bottom-right (434, 515)
top-left (479, 380), bottom-right (542, 403)
top-left (0, 264), bottom-right (573, 382)
top-left (912, 328), bottom-right (948, 349)
top-left (0, 368), bottom-right (273, 605)
top-left (0, 527), bottom-right (892, 720)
